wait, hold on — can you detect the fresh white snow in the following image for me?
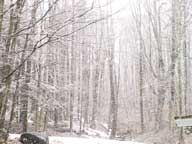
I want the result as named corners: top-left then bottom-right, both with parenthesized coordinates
top-left (9, 134), bottom-right (144, 144)
top-left (50, 136), bottom-right (143, 144)
top-left (84, 128), bottom-right (109, 138)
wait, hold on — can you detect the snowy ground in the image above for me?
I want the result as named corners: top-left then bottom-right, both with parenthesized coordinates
top-left (50, 136), bottom-right (144, 144)
top-left (9, 134), bottom-right (144, 144)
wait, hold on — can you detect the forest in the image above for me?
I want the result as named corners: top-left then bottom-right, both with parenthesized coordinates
top-left (0, 0), bottom-right (191, 144)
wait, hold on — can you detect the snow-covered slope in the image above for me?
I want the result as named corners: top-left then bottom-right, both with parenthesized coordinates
top-left (9, 134), bottom-right (144, 144)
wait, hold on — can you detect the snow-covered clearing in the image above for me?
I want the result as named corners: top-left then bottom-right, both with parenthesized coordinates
top-left (9, 134), bottom-right (144, 144)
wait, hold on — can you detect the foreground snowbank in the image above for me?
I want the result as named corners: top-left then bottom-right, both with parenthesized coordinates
top-left (9, 134), bottom-right (144, 144)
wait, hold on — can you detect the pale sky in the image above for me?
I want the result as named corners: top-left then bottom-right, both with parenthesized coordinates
top-left (112, 0), bottom-right (131, 17)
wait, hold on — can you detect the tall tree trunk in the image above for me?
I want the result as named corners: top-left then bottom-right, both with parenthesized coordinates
top-left (90, 25), bottom-right (99, 128)
top-left (178, 0), bottom-right (185, 143)
top-left (0, 0), bottom-right (15, 129)
top-left (43, 110), bottom-right (48, 131)
top-left (138, 2), bottom-right (144, 132)
top-left (69, 0), bottom-right (75, 132)
top-left (54, 108), bottom-right (58, 128)
top-left (20, 34), bottom-right (30, 133)
top-left (6, 43), bottom-right (26, 139)
top-left (139, 43), bottom-right (144, 132)
top-left (0, 0), bottom-right (4, 34)
top-left (156, 10), bottom-right (165, 131)
top-left (109, 58), bottom-right (117, 139)
top-left (108, 1), bottom-right (117, 137)
top-left (35, 63), bottom-right (41, 131)
top-left (169, 0), bottom-right (177, 130)
top-left (0, 65), bottom-right (12, 129)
